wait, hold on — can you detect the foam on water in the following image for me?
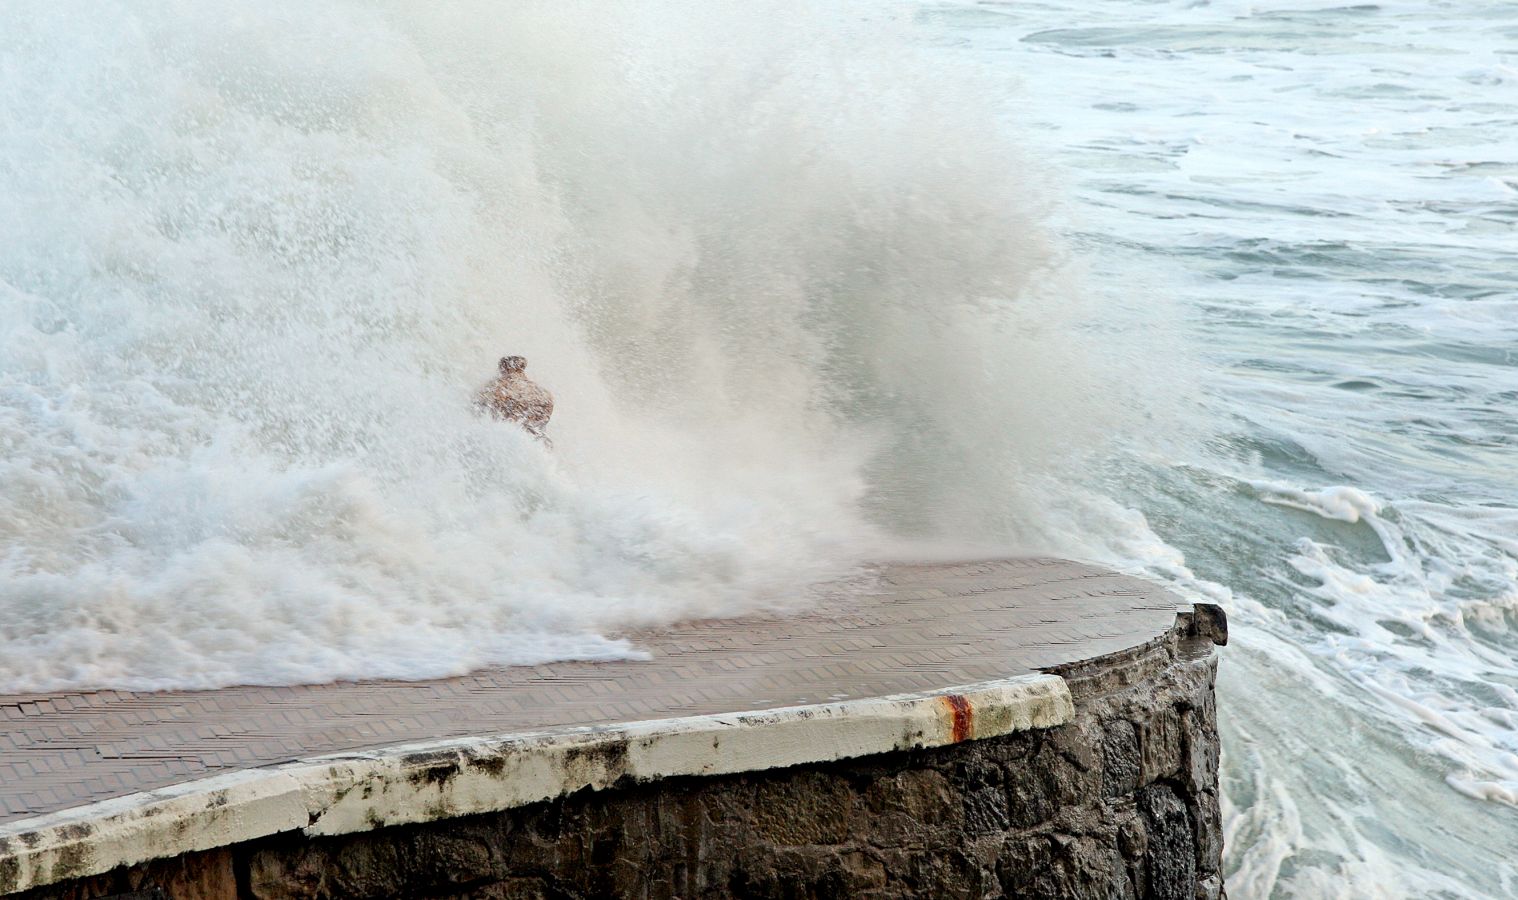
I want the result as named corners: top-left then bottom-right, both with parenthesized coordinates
top-left (0, 2), bottom-right (1159, 691)
top-left (927, 0), bottom-right (1518, 895)
top-left (7, 1), bottom-right (1517, 895)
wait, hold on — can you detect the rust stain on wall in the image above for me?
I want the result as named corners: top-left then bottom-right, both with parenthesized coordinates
top-left (940, 695), bottom-right (973, 742)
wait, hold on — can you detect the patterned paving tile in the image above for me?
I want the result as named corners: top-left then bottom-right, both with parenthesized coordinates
top-left (0, 558), bottom-right (1180, 824)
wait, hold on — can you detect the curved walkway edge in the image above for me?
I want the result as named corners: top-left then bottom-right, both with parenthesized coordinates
top-left (1, 673), bottom-right (1073, 893)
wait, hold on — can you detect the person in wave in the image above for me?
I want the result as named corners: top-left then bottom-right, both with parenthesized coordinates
top-left (477, 355), bottom-right (554, 446)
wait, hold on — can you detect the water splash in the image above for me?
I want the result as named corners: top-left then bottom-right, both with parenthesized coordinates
top-left (0, 2), bottom-right (1149, 691)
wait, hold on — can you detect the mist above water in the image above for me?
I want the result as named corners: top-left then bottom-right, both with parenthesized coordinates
top-left (0, 2), bottom-right (1156, 691)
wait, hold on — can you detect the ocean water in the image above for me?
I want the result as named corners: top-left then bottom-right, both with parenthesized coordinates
top-left (922, 1), bottom-right (1518, 895)
top-left (1, 1), bottom-right (1513, 896)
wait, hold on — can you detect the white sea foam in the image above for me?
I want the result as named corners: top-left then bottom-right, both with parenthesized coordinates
top-left (8, 0), bottom-right (1518, 894)
top-left (931, 0), bottom-right (1518, 894)
top-left (0, 2), bottom-right (1157, 692)
top-left (1251, 482), bottom-right (1381, 524)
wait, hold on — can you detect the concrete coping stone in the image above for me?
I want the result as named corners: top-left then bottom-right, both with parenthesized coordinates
top-left (0, 673), bottom-right (1073, 893)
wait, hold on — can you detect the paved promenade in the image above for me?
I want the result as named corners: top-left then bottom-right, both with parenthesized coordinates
top-left (0, 558), bottom-right (1181, 826)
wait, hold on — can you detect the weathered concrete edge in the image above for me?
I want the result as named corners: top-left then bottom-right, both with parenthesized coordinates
top-left (0, 673), bottom-right (1073, 893)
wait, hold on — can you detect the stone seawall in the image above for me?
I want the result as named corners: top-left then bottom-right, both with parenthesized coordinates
top-left (10, 606), bottom-right (1226, 900)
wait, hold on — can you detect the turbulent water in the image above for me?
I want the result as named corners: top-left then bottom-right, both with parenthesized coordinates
top-left (1, 0), bottom-right (1514, 896)
top-left (922, 1), bottom-right (1518, 896)
top-left (1, 3), bottom-right (1148, 688)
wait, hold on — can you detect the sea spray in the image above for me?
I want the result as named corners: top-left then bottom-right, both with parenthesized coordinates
top-left (0, 2), bottom-right (1155, 691)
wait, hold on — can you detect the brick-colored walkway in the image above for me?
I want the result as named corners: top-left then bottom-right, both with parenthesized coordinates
top-left (0, 558), bottom-right (1180, 825)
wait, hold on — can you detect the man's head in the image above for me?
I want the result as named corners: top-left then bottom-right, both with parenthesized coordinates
top-left (499, 356), bottom-right (527, 374)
